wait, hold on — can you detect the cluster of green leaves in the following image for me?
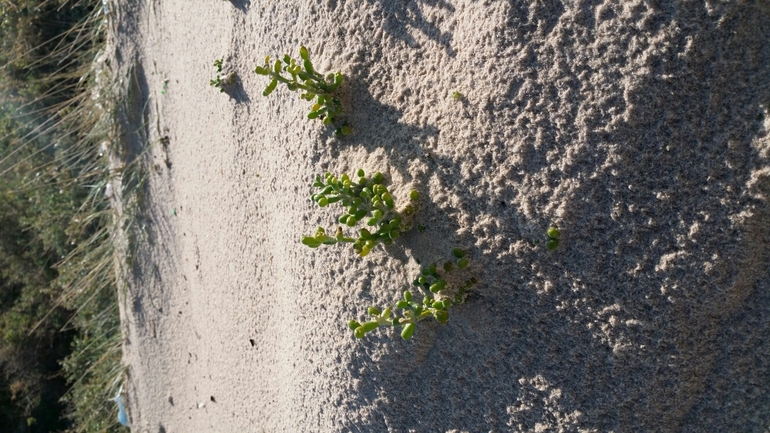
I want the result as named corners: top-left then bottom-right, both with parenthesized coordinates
top-left (348, 249), bottom-right (477, 340)
top-left (254, 46), bottom-right (350, 136)
top-left (301, 170), bottom-right (419, 257)
top-left (546, 226), bottom-right (561, 250)
top-left (209, 58), bottom-right (236, 92)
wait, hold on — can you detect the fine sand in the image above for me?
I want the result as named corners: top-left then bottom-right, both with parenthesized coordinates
top-left (110, 1), bottom-right (770, 431)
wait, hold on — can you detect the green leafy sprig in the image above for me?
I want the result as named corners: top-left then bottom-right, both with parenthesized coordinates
top-left (254, 46), bottom-right (349, 136)
top-left (210, 58), bottom-right (236, 92)
top-left (349, 249), bottom-right (478, 341)
top-left (301, 169), bottom-right (419, 257)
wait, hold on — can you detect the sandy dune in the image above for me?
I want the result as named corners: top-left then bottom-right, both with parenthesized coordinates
top-left (111, 0), bottom-right (770, 431)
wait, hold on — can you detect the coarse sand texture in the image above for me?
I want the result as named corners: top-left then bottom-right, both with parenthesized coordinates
top-left (110, 0), bottom-right (770, 431)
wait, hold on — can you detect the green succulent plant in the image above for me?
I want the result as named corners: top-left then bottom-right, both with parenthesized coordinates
top-left (254, 46), bottom-right (349, 136)
top-left (349, 249), bottom-right (477, 340)
top-left (302, 169), bottom-right (419, 257)
top-left (546, 226), bottom-right (561, 250)
top-left (210, 58), bottom-right (236, 92)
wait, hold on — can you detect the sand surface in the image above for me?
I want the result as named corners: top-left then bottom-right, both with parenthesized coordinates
top-left (110, 0), bottom-right (770, 431)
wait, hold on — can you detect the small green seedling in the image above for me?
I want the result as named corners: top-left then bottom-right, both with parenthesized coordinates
top-left (254, 46), bottom-right (349, 136)
top-left (210, 58), bottom-right (237, 92)
top-left (349, 249), bottom-right (477, 341)
top-left (451, 91), bottom-right (462, 100)
top-left (302, 169), bottom-right (419, 256)
top-left (546, 226), bottom-right (560, 250)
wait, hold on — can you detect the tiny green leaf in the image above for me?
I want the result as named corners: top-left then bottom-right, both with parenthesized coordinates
top-left (547, 227), bottom-right (561, 239)
top-left (304, 58), bottom-right (314, 74)
top-left (434, 309), bottom-right (449, 324)
top-left (301, 236), bottom-right (323, 248)
top-left (401, 323), bottom-right (415, 340)
top-left (262, 78), bottom-right (278, 96)
top-left (361, 321), bottom-right (379, 333)
top-left (429, 280), bottom-right (446, 293)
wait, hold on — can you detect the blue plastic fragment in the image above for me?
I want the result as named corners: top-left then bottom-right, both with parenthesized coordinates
top-left (112, 387), bottom-right (129, 427)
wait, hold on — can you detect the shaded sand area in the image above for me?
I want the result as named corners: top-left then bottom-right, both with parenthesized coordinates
top-left (111, 0), bottom-right (770, 431)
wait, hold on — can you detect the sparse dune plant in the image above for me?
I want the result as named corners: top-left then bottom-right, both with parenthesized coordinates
top-left (255, 46), bottom-right (350, 136)
top-left (348, 249), bottom-right (477, 340)
top-left (302, 169), bottom-right (419, 257)
top-left (210, 58), bottom-right (237, 92)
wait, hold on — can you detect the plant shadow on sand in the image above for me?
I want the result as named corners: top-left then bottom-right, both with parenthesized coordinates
top-left (224, 75), bottom-right (251, 105)
top-left (317, 3), bottom-right (770, 432)
top-left (359, 0), bottom-right (457, 57)
top-left (229, 0), bottom-right (250, 13)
